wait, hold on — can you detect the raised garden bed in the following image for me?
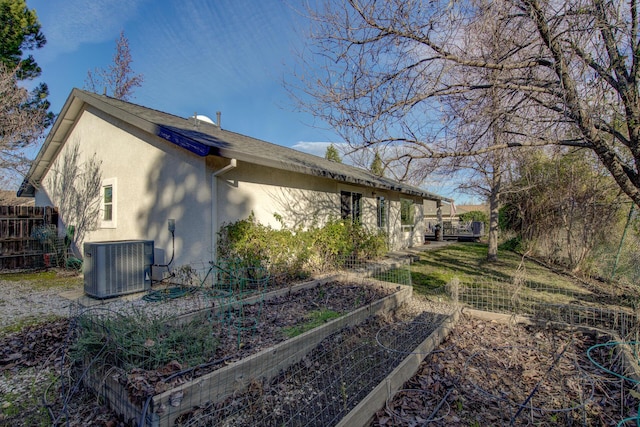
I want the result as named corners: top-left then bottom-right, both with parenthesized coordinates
top-left (6, 295), bottom-right (637, 426)
top-left (370, 310), bottom-right (640, 426)
top-left (172, 300), bottom-right (455, 426)
top-left (79, 275), bottom-right (412, 426)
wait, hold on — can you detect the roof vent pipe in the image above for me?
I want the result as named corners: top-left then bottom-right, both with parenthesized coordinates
top-left (216, 111), bottom-right (221, 128)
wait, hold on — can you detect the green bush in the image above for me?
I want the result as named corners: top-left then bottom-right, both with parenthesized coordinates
top-left (498, 204), bottom-right (520, 231)
top-left (459, 210), bottom-right (489, 228)
top-left (310, 218), bottom-right (387, 267)
top-left (217, 214), bottom-right (388, 282)
top-left (499, 235), bottom-right (524, 253)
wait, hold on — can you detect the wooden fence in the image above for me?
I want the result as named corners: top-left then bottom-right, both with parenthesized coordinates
top-left (0, 206), bottom-right (58, 270)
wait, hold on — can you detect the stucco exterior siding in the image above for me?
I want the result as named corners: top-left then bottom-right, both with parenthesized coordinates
top-left (212, 160), bottom-right (423, 251)
top-left (213, 160), bottom-right (339, 231)
top-left (387, 198), bottom-right (402, 250)
top-left (36, 108), bottom-right (213, 268)
top-left (386, 196), bottom-right (426, 249)
top-left (424, 199), bottom-right (439, 217)
top-left (36, 107), bottom-right (427, 270)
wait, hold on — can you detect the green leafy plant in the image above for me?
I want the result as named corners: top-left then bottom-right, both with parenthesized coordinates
top-left (71, 308), bottom-right (218, 372)
top-left (499, 236), bottom-right (524, 253)
top-left (217, 214), bottom-right (388, 283)
top-left (459, 210), bottom-right (489, 228)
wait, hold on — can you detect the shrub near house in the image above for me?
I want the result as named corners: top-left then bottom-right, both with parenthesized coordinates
top-left (217, 214), bottom-right (387, 282)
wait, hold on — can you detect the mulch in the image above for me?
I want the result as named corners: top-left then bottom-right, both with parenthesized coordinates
top-left (372, 316), bottom-right (640, 426)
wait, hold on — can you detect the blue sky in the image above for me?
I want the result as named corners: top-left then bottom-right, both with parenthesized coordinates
top-left (25, 0), bottom-right (473, 203)
top-left (28, 0), bottom-right (333, 151)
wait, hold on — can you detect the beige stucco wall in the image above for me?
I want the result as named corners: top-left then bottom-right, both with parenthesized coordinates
top-left (424, 199), bottom-right (439, 217)
top-left (36, 107), bottom-right (213, 269)
top-left (35, 106), bottom-right (433, 273)
top-left (386, 194), bottom-right (426, 250)
top-left (208, 158), bottom-right (427, 252)
top-left (209, 157), bottom-right (340, 231)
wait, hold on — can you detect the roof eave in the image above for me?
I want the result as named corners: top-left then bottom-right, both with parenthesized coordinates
top-left (18, 90), bottom-right (213, 198)
top-left (19, 89), bottom-right (453, 204)
top-left (18, 89), bottom-right (88, 197)
top-left (213, 147), bottom-right (452, 202)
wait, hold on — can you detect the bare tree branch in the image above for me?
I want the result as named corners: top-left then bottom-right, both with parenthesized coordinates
top-left (0, 64), bottom-right (48, 182)
top-left (292, 0), bottom-right (640, 207)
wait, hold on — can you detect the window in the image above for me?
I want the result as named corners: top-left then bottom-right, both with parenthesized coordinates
top-left (340, 191), bottom-right (362, 223)
top-left (101, 178), bottom-right (117, 228)
top-left (103, 185), bottom-right (113, 221)
top-left (376, 196), bottom-right (387, 228)
top-left (401, 198), bottom-right (415, 229)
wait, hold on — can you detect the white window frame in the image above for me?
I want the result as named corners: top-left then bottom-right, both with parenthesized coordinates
top-left (100, 178), bottom-right (117, 229)
top-left (400, 198), bottom-right (415, 231)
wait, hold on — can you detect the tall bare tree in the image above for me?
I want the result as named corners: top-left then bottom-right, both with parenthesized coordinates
top-left (434, 7), bottom-right (520, 261)
top-left (85, 30), bottom-right (143, 100)
top-left (296, 0), bottom-right (640, 209)
top-left (0, 64), bottom-right (48, 181)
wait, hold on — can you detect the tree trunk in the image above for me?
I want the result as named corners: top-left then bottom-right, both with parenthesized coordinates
top-left (487, 159), bottom-right (502, 262)
top-left (487, 194), bottom-right (500, 262)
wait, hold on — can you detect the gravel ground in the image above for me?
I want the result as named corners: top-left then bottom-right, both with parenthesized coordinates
top-left (0, 281), bottom-right (78, 329)
top-left (0, 277), bottom-right (252, 331)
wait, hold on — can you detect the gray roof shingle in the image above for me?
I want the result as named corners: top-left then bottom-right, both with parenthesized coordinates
top-left (20, 89), bottom-right (451, 202)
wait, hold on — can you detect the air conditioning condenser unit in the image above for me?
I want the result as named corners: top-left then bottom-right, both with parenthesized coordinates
top-left (84, 240), bottom-right (154, 299)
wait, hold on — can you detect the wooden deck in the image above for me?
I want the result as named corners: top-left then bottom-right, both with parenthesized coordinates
top-left (424, 220), bottom-right (485, 242)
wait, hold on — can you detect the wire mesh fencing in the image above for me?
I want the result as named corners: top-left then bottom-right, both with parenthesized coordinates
top-left (376, 315), bottom-right (640, 426)
top-left (51, 252), bottom-right (640, 427)
top-left (173, 310), bottom-right (449, 427)
top-left (373, 276), bottom-right (640, 426)
top-left (445, 277), bottom-right (639, 341)
top-left (47, 258), bottom-right (460, 427)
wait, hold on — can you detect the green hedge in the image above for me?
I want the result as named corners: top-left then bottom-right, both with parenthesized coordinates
top-left (217, 213), bottom-right (387, 282)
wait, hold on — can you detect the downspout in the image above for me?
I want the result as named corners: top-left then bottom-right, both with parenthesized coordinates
top-left (212, 159), bottom-right (237, 265)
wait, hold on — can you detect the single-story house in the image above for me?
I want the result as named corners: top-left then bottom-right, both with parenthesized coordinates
top-left (18, 89), bottom-right (453, 269)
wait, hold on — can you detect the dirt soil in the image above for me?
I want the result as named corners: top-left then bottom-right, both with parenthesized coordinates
top-left (167, 310), bottom-right (640, 427)
top-left (174, 300), bottom-right (450, 427)
top-left (119, 281), bottom-right (396, 407)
